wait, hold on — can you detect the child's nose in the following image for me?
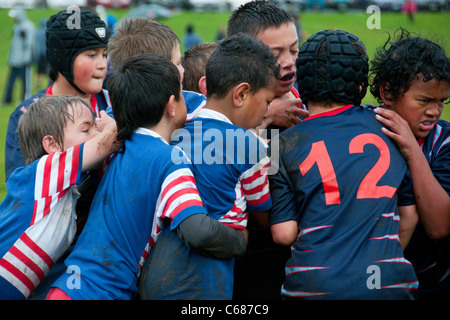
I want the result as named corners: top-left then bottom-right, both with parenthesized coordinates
top-left (98, 57), bottom-right (107, 70)
top-left (279, 52), bottom-right (295, 69)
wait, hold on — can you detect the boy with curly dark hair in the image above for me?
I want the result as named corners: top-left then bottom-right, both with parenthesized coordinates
top-left (370, 28), bottom-right (450, 300)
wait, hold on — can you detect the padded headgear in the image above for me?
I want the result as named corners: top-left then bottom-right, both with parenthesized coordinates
top-left (46, 9), bottom-right (109, 93)
top-left (296, 29), bottom-right (369, 106)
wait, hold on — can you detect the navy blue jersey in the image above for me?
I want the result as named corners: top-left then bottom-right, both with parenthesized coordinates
top-left (404, 119), bottom-right (450, 299)
top-left (269, 105), bottom-right (418, 300)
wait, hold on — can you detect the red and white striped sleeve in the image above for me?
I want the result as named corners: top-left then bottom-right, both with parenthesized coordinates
top-left (0, 145), bottom-right (83, 298)
top-left (138, 166), bottom-right (205, 272)
top-left (32, 145), bottom-right (81, 224)
top-left (240, 156), bottom-right (271, 210)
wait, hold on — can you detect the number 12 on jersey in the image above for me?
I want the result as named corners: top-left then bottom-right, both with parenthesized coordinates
top-left (299, 133), bottom-right (397, 205)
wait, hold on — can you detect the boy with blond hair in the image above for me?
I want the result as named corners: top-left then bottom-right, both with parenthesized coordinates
top-left (47, 54), bottom-right (247, 300)
top-left (0, 95), bottom-right (117, 299)
top-left (106, 17), bottom-right (206, 121)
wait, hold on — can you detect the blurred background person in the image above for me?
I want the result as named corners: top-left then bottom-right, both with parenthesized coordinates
top-left (3, 7), bottom-right (35, 104)
top-left (34, 18), bottom-right (48, 91)
top-left (182, 23), bottom-right (202, 51)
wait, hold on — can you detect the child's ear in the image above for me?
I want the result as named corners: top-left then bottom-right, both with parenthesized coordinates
top-left (165, 95), bottom-right (176, 118)
top-left (198, 76), bottom-right (207, 96)
top-left (379, 82), bottom-right (394, 107)
top-left (42, 135), bottom-right (62, 154)
top-left (232, 82), bottom-right (251, 108)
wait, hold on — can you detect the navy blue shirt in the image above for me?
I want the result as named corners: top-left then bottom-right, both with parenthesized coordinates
top-left (269, 105), bottom-right (418, 299)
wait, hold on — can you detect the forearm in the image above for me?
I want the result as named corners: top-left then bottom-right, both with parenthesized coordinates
top-left (374, 107), bottom-right (450, 239)
top-left (406, 150), bottom-right (450, 239)
top-left (270, 220), bottom-right (298, 247)
top-left (177, 214), bottom-right (247, 259)
top-left (82, 123), bottom-right (118, 171)
top-left (398, 205), bottom-right (419, 249)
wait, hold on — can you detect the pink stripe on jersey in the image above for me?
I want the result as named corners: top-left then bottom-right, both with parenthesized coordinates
top-left (244, 176), bottom-right (268, 195)
top-left (31, 200), bottom-right (38, 226)
top-left (42, 196), bottom-right (52, 221)
top-left (220, 217), bottom-right (248, 230)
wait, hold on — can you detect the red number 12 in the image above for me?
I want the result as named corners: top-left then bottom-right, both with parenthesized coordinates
top-left (299, 133), bottom-right (396, 205)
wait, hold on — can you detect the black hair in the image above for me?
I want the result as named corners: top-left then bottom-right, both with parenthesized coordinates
top-left (227, 0), bottom-right (295, 37)
top-left (107, 53), bottom-right (181, 143)
top-left (369, 28), bottom-right (449, 103)
top-left (205, 33), bottom-right (280, 99)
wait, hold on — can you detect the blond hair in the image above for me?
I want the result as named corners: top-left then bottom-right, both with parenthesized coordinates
top-left (18, 95), bottom-right (92, 165)
top-left (108, 18), bottom-right (180, 70)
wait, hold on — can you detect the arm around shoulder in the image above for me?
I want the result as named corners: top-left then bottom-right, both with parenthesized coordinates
top-left (177, 213), bottom-right (248, 259)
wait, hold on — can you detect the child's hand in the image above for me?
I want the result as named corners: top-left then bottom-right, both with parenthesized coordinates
top-left (96, 110), bottom-right (116, 132)
top-left (82, 120), bottom-right (118, 171)
top-left (265, 95), bottom-right (308, 128)
top-left (102, 121), bottom-right (121, 153)
top-left (374, 107), bottom-right (420, 162)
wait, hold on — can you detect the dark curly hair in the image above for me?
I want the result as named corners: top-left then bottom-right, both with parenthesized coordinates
top-left (369, 28), bottom-right (449, 103)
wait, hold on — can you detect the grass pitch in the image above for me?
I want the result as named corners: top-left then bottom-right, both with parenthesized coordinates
top-left (0, 7), bottom-right (449, 200)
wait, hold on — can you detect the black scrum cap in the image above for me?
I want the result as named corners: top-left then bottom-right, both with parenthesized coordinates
top-left (46, 9), bottom-right (109, 93)
top-left (296, 29), bottom-right (369, 106)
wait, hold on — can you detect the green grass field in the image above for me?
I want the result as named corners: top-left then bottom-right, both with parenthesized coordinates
top-left (0, 7), bottom-right (449, 200)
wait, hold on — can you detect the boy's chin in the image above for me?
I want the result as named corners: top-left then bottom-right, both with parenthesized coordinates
top-left (275, 84), bottom-right (294, 97)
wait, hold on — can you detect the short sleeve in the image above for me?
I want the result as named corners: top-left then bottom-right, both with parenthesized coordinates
top-left (430, 141), bottom-right (450, 195)
top-left (240, 156), bottom-right (272, 212)
top-left (396, 168), bottom-right (416, 207)
top-left (157, 162), bottom-right (206, 230)
top-left (268, 137), bottom-right (299, 225)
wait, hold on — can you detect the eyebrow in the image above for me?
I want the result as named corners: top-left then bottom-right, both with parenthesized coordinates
top-left (416, 92), bottom-right (448, 100)
top-left (270, 39), bottom-right (299, 51)
top-left (78, 119), bottom-right (95, 127)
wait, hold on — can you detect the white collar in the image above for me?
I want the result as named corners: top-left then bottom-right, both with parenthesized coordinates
top-left (134, 127), bottom-right (168, 144)
top-left (195, 108), bottom-right (233, 125)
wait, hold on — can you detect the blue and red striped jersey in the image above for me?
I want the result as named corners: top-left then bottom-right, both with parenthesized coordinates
top-left (51, 129), bottom-right (206, 299)
top-left (0, 144), bottom-right (84, 299)
top-left (149, 108), bottom-right (272, 299)
top-left (173, 108), bottom-right (272, 229)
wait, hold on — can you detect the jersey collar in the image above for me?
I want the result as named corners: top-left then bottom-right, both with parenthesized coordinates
top-left (303, 104), bottom-right (354, 121)
top-left (194, 108), bottom-right (233, 124)
top-left (135, 127), bottom-right (168, 145)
